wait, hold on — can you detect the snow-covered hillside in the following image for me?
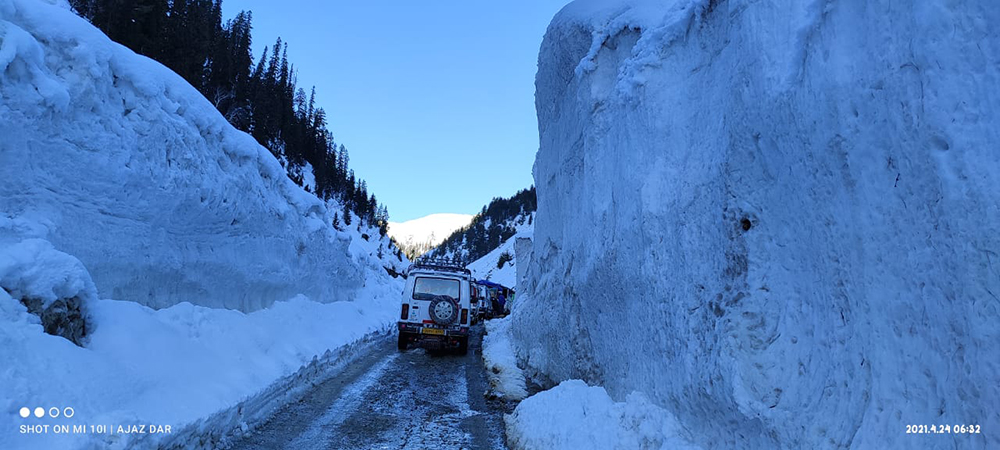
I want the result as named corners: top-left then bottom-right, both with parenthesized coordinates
top-left (428, 187), bottom-right (536, 264)
top-left (466, 228), bottom-right (531, 289)
top-left (513, 0), bottom-right (1000, 448)
top-left (388, 213), bottom-right (473, 257)
top-left (0, 0), bottom-right (403, 312)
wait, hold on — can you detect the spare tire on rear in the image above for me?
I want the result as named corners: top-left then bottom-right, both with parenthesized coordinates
top-left (428, 296), bottom-right (459, 325)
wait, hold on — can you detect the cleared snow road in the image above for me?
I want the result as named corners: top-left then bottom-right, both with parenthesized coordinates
top-left (231, 327), bottom-right (509, 450)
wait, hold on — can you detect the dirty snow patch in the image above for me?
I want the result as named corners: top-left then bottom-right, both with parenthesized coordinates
top-left (481, 316), bottom-right (527, 401)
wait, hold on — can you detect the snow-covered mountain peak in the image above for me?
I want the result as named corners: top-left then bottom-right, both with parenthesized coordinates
top-left (387, 213), bottom-right (473, 257)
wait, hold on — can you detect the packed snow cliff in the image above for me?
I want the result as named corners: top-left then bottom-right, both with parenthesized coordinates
top-left (514, 0), bottom-right (1000, 448)
top-left (0, 0), bottom-right (395, 312)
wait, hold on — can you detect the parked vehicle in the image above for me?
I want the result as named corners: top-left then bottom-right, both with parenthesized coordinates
top-left (477, 279), bottom-right (511, 318)
top-left (469, 281), bottom-right (481, 324)
top-left (475, 284), bottom-right (490, 321)
top-left (397, 258), bottom-right (473, 354)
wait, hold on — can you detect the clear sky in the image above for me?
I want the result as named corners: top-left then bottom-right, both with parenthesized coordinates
top-left (221, 0), bottom-right (570, 222)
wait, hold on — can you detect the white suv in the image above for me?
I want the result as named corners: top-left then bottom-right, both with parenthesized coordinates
top-left (397, 259), bottom-right (473, 354)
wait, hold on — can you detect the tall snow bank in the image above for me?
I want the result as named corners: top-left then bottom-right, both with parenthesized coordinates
top-left (516, 0), bottom-right (1000, 448)
top-left (0, 0), bottom-right (362, 311)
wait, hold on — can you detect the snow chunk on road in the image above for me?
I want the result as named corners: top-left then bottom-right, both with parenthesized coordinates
top-left (481, 316), bottom-right (527, 401)
top-left (505, 380), bottom-right (700, 450)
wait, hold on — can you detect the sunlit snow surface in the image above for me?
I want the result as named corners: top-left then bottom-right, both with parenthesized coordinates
top-left (513, 0), bottom-right (1000, 448)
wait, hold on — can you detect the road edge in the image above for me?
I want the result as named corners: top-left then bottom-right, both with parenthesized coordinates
top-left (137, 327), bottom-right (394, 450)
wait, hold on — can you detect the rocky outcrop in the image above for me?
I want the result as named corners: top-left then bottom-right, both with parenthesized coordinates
top-left (17, 295), bottom-right (87, 346)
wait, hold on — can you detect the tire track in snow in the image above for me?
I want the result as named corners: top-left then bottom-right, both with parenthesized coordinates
top-left (283, 353), bottom-right (399, 450)
top-left (230, 326), bottom-right (508, 450)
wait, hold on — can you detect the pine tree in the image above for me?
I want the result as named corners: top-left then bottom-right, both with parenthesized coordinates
top-left (294, 88), bottom-right (307, 119)
top-left (70, 0), bottom-right (393, 244)
top-left (342, 202), bottom-right (352, 226)
top-left (307, 87), bottom-right (316, 123)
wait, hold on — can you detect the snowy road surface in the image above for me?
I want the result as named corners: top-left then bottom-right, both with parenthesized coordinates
top-left (231, 327), bottom-right (509, 450)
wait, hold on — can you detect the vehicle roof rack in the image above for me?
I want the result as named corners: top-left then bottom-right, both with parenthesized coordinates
top-left (409, 256), bottom-right (471, 276)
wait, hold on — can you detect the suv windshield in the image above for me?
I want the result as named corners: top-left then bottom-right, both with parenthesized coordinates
top-left (412, 277), bottom-right (460, 301)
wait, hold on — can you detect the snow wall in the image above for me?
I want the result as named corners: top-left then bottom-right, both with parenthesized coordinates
top-left (0, 0), bottom-right (365, 311)
top-left (515, 0), bottom-right (1000, 448)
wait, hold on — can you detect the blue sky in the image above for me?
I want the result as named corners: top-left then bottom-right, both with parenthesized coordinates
top-left (222, 1), bottom-right (570, 222)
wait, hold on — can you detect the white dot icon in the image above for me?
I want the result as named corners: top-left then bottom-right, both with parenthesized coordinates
top-left (63, 407), bottom-right (75, 418)
top-left (34, 407), bottom-right (44, 418)
top-left (49, 407), bottom-right (60, 418)
top-left (19, 407), bottom-right (30, 418)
